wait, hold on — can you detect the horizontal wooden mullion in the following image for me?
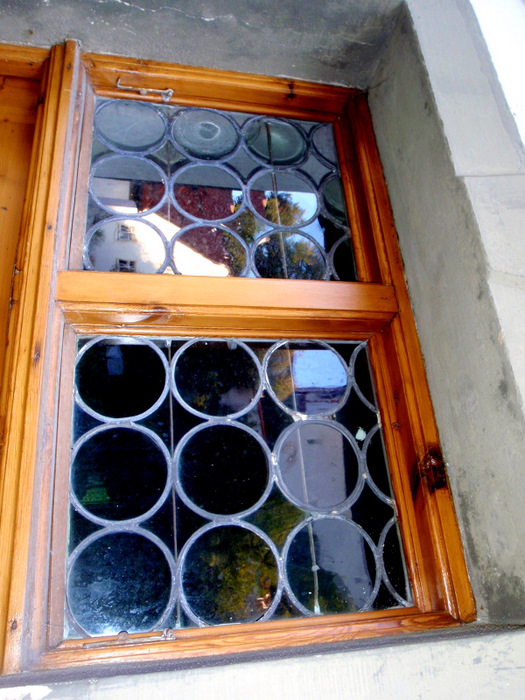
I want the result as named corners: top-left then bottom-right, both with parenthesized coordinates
top-left (56, 272), bottom-right (398, 336)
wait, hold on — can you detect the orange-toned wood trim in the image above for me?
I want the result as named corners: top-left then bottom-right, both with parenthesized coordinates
top-left (345, 93), bottom-right (475, 621)
top-left (82, 52), bottom-right (354, 119)
top-left (0, 40), bottom-right (82, 675)
top-left (38, 609), bottom-right (458, 670)
top-left (55, 273), bottom-right (398, 337)
top-left (0, 44), bottom-right (49, 80)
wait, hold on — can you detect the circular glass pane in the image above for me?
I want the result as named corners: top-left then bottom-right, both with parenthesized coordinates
top-left (311, 123), bottom-right (337, 165)
top-left (179, 424), bottom-right (269, 516)
top-left (85, 218), bottom-right (166, 273)
top-left (276, 422), bottom-right (359, 510)
top-left (91, 155), bottom-right (165, 213)
top-left (332, 235), bottom-right (357, 281)
top-left (76, 339), bottom-right (167, 419)
top-left (173, 225), bottom-right (246, 276)
top-left (286, 518), bottom-right (376, 614)
top-left (172, 165), bottom-right (243, 221)
top-left (174, 340), bottom-right (260, 417)
top-left (95, 101), bottom-right (166, 152)
top-left (68, 532), bottom-right (172, 636)
top-left (249, 171), bottom-right (318, 227)
top-left (321, 176), bottom-right (346, 222)
top-left (254, 231), bottom-right (325, 279)
top-left (172, 109), bottom-right (239, 159)
top-left (244, 118), bottom-right (306, 165)
top-left (72, 427), bottom-right (168, 522)
top-left (266, 341), bottom-right (348, 416)
top-left (182, 526), bottom-right (278, 624)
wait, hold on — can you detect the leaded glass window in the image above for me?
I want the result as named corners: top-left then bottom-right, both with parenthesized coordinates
top-left (68, 337), bottom-right (411, 636)
top-left (82, 100), bottom-right (358, 281)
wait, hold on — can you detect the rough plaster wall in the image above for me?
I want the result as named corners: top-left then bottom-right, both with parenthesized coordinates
top-left (0, 0), bottom-right (402, 88)
top-left (368, 3), bottom-right (525, 622)
top-left (2, 629), bottom-right (525, 699)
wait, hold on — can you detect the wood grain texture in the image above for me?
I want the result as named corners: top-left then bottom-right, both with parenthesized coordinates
top-left (0, 40), bottom-right (81, 674)
top-left (0, 45), bottom-right (48, 80)
top-left (82, 52), bottom-right (354, 120)
top-left (56, 272), bottom-right (398, 337)
top-left (39, 610), bottom-right (459, 670)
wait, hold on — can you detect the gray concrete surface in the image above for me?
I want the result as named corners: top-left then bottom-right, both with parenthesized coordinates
top-left (0, 0), bottom-right (403, 88)
top-left (369, 1), bottom-right (525, 623)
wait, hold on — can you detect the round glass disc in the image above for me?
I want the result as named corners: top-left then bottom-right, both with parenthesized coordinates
top-left (172, 108), bottom-right (240, 159)
top-left (85, 218), bottom-right (166, 273)
top-left (249, 171), bottom-right (318, 227)
top-left (172, 164), bottom-right (243, 221)
top-left (244, 117), bottom-right (307, 165)
top-left (254, 230), bottom-right (325, 279)
top-left (91, 155), bottom-right (166, 214)
top-left (68, 532), bottom-right (172, 636)
top-left (95, 101), bottom-right (167, 153)
top-left (173, 225), bottom-right (246, 276)
top-left (182, 525), bottom-right (278, 624)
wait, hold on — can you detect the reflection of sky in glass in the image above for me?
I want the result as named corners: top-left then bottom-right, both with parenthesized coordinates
top-left (292, 349), bottom-right (347, 389)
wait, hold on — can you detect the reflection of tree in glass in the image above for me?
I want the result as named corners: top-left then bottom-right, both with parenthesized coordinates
top-left (264, 192), bottom-right (305, 227)
top-left (255, 233), bottom-right (324, 279)
top-left (249, 489), bottom-right (304, 547)
top-left (267, 347), bottom-right (295, 405)
top-left (184, 527), bottom-right (278, 624)
top-left (231, 195), bottom-right (265, 244)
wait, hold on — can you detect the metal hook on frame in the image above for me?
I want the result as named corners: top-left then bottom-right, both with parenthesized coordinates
top-left (115, 77), bottom-right (174, 103)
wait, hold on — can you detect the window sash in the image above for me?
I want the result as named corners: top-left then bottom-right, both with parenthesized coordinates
top-left (0, 40), bottom-right (475, 675)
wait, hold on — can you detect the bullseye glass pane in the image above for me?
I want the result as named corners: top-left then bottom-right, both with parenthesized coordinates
top-left (322, 176), bottom-right (347, 223)
top-left (245, 118), bottom-right (306, 165)
top-left (85, 219), bottom-right (166, 273)
top-left (311, 123), bottom-right (337, 165)
top-left (172, 109), bottom-right (239, 159)
top-left (173, 225), bottom-right (246, 276)
top-left (286, 519), bottom-right (375, 614)
top-left (182, 526), bottom-right (278, 624)
top-left (91, 156), bottom-right (165, 213)
top-left (76, 339), bottom-right (166, 419)
top-left (277, 423), bottom-right (359, 510)
top-left (249, 171), bottom-right (317, 227)
top-left (174, 340), bottom-right (259, 417)
top-left (172, 165), bottom-right (242, 221)
top-left (95, 101), bottom-right (166, 152)
top-left (179, 425), bottom-right (268, 515)
top-left (71, 427), bottom-right (167, 521)
top-left (332, 236), bottom-right (357, 281)
top-left (266, 341), bottom-right (348, 415)
top-left (68, 532), bottom-right (171, 636)
top-left (254, 231), bottom-right (325, 279)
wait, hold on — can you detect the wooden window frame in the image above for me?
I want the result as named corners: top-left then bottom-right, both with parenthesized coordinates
top-left (0, 40), bottom-right (475, 676)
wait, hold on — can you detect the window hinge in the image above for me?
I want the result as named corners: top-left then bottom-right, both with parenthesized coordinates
top-left (115, 77), bottom-right (174, 103)
top-left (419, 446), bottom-right (448, 492)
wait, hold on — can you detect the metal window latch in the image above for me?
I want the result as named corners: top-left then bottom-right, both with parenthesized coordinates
top-left (116, 77), bottom-right (174, 103)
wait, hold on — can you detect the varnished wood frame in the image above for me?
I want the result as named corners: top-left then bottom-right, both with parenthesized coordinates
top-left (0, 41), bottom-right (475, 675)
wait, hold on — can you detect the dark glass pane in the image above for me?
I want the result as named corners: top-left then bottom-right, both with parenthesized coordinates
top-left (332, 236), bottom-right (358, 281)
top-left (71, 427), bottom-right (168, 521)
top-left (350, 484), bottom-right (395, 544)
top-left (68, 507), bottom-right (100, 553)
top-left (179, 425), bottom-right (268, 515)
top-left (173, 225), bottom-right (246, 276)
top-left (266, 341), bottom-right (348, 415)
top-left (254, 231), bottom-right (325, 279)
top-left (311, 123), bottom-right (337, 166)
top-left (245, 118), bottom-right (306, 166)
top-left (366, 429), bottom-right (393, 498)
top-left (174, 340), bottom-right (260, 416)
top-left (286, 518), bottom-right (375, 614)
top-left (95, 101), bottom-right (166, 152)
top-left (248, 487), bottom-right (304, 547)
top-left (383, 522), bottom-right (411, 602)
top-left (76, 339), bottom-right (166, 419)
top-left (68, 532), bottom-right (171, 636)
top-left (172, 165), bottom-right (242, 221)
top-left (172, 109), bottom-right (239, 160)
top-left (182, 526), bottom-right (278, 624)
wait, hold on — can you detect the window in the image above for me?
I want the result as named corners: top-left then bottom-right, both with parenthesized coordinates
top-left (0, 41), bottom-right (475, 675)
